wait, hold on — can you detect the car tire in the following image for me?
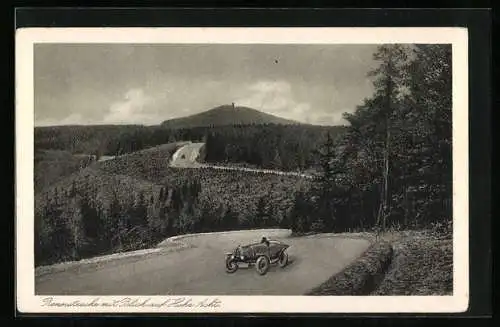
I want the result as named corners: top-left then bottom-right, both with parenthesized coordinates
top-left (278, 251), bottom-right (288, 268)
top-left (225, 257), bottom-right (238, 273)
top-left (255, 256), bottom-right (270, 275)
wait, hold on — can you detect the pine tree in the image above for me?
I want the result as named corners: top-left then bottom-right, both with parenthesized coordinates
top-left (69, 180), bottom-right (77, 198)
top-left (271, 149), bottom-right (283, 169)
top-left (159, 187), bottom-right (165, 202)
top-left (131, 192), bottom-right (148, 227)
top-left (222, 206), bottom-right (237, 231)
top-left (366, 45), bottom-right (409, 232)
top-left (35, 206), bottom-right (54, 265)
top-left (256, 196), bottom-right (269, 228)
top-left (312, 132), bottom-right (344, 232)
top-left (279, 210), bottom-right (291, 229)
top-left (289, 191), bottom-right (308, 234)
top-left (109, 192), bottom-right (125, 250)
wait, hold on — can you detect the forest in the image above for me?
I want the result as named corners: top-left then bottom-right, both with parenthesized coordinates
top-left (288, 44), bottom-right (453, 234)
top-left (35, 122), bottom-right (344, 172)
top-left (35, 168), bottom-right (307, 266)
top-left (34, 44), bottom-right (453, 266)
top-left (202, 124), bottom-right (346, 171)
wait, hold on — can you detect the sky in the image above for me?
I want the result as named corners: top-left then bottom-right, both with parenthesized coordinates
top-left (34, 44), bottom-right (380, 127)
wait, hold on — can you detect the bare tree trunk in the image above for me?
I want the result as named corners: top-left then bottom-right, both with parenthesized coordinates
top-left (376, 117), bottom-right (391, 232)
top-left (382, 124), bottom-right (390, 231)
top-left (376, 192), bottom-right (383, 228)
top-left (379, 54), bottom-right (395, 232)
top-left (71, 212), bottom-right (81, 260)
top-left (403, 185), bottom-right (409, 228)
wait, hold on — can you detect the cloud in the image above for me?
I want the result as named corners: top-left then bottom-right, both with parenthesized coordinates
top-left (102, 88), bottom-right (159, 125)
top-left (234, 80), bottom-right (352, 126)
top-left (236, 80), bottom-right (313, 123)
top-left (312, 111), bottom-right (349, 126)
top-left (248, 80), bottom-right (292, 94)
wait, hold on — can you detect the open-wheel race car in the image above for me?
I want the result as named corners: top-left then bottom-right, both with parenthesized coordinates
top-left (225, 237), bottom-right (290, 275)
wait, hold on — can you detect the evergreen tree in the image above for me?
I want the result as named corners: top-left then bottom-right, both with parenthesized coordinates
top-left (34, 206), bottom-right (53, 265)
top-left (368, 45), bottom-right (409, 231)
top-left (159, 187), bottom-right (166, 202)
top-left (131, 192), bottom-right (148, 227)
top-left (255, 196), bottom-right (269, 227)
top-left (289, 191), bottom-right (310, 234)
top-left (221, 206), bottom-right (238, 231)
top-left (312, 132), bottom-right (344, 232)
top-left (109, 192), bottom-right (125, 250)
top-left (79, 194), bottom-right (103, 256)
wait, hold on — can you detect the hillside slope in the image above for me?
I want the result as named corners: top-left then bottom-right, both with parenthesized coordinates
top-left (35, 150), bottom-right (96, 194)
top-left (35, 142), bottom-right (185, 211)
top-left (161, 105), bottom-right (302, 128)
top-left (35, 142), bottom-right (185, 196)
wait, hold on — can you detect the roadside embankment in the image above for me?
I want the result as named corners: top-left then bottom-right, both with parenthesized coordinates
top-left (305, 240), bottom-right (394, 295)
top-left (305, 229), bottom-right (453, 296)
top-left (373, 232), bottom-right (453, 295)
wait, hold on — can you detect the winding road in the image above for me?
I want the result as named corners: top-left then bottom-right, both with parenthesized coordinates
top-left (169, 142), bottom-right (314, 179)
top-left (35, 229), bottom-right (370, 295)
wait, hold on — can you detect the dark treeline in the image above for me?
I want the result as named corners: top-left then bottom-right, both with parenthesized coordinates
top-left (287, 44), bottom-right (453, 234)
top-left (35, 123), bottom-right (345, 172)
top-left (204, 124), bottom-right (346, 171)
top-left (34, 124), bottom-right (203, 157)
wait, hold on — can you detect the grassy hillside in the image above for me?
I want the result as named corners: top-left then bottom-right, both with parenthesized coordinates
top-left (373, 230), bottom-right (453, 295)
top-left (161, 105), bottom-right (302, 128)
top-left (35, 150), bottom-right (96, 194)
top-left (35, 142), bottom-right (185, 211)
top-left (34, 142), bottom-right (186, 194)
top-left (96, 142), bottom-right (189, 179)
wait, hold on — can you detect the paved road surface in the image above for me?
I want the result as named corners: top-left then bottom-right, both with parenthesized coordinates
top-left (169, 142), bottom-right (313, 178)
top-left (35, 229), bottom-right (370, 295)
top-left (169, 142), bottom-right (205, 168)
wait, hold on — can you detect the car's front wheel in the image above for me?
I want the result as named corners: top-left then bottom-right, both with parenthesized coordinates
top-left (225, 257), bottom-right (238, 273)
top-left (255, 256), bottom-right (270, 275)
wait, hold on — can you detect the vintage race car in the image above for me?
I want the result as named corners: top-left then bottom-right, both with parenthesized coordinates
top-left (225, 240), bottom-right (290, 275)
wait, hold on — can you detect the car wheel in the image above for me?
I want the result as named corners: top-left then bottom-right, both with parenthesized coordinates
top-left (255, 256), bottom-right (270, 275)
top-left (278, 251), bottom-right (288, 268)
top-left (225, 257), bottom-right (238, 273)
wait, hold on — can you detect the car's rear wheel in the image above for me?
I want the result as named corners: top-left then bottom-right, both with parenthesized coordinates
top-left (255, 256), bottom-right (270, 275)
top-left (225, 257), bottom-right (238, 273)
top-left (278, 251), bottom-right (288, 268)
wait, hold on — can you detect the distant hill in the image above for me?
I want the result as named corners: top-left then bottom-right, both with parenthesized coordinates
top-left (161, 105), bottom-right (303, 128)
